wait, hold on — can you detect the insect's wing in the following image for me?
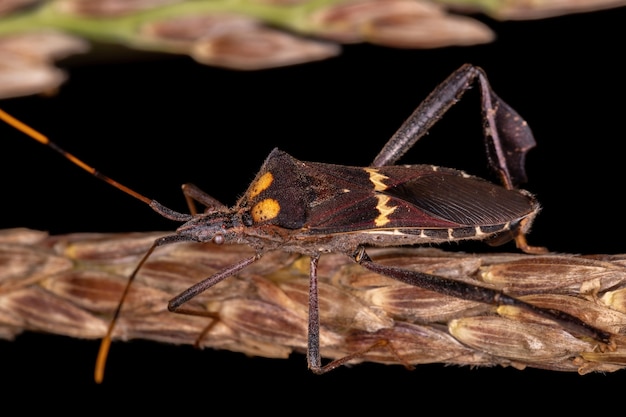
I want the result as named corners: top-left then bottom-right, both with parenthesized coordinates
top-left (238, 150), bottom-right (536, 235)
top-left (305, 164), bottom-right (537, 234)
top-left (379, 165), bottom-right (536, 226)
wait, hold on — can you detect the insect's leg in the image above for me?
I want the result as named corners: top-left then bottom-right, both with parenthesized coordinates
top-left (372, 64), bottom-right (480, 168)
top-left (486, 217), bottom-right (547, 254)
top-left (166, 253), bottom-right (262, 350)
top-left (168, 253), bottom-right (262, 312)
top-left (511, 231), bottom-right (546, 254)
top-left (351, 247), bottom-right (613, 345)
top-left (307, 255), bottom-right (413, 374)
top-left (311, 340), bottom-right (408, 375)
top-left (307, 254), bottom-right (322, 372)
top-left (475, 68), bottom-right (535, 190)
top-left (372, 64), bottom-right (535, 190)
top-left (95, 233), bottom-right (195, 383)
top-left (181, 183), bottom-right (228, 215)
top-left (374, 65), bottom-right (542, 253)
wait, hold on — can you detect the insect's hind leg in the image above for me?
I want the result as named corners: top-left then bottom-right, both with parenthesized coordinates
top-left (371, 64), bottom-right (544, 254)
top-left (372, 63), bottom-right (535, 190)
top-left (351, 246), bottom-right (612, 345)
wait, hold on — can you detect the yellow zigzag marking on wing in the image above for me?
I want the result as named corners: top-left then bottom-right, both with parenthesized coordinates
top-left (374, 195), bottom-right (397, 226)
top-left (364, 168), bottom-right (388, 191)
top-left (364, 168), bottom-right (396, 226)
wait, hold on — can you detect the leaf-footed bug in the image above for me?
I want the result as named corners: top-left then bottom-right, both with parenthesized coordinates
top-left (1, 64), bottom-right (612, 383)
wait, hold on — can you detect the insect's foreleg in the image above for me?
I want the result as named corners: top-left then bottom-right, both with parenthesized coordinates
top-left (168, 253), bottom-right (262, 313)
top-left (181, 183), bottom-right (228, 216)
top-left (165, 254), bottom-right (262, 351)
top-left (149, 200), bottom-right (193, 221)
top-left (351, 247), bottom-right (612, 345)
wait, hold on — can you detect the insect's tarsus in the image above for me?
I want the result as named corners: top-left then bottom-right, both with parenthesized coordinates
top-left (2, 64), bottom-right (614, 382)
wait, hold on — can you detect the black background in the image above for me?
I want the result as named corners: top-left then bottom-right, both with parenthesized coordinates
top-left (0, 6), bottom-right (624, 410)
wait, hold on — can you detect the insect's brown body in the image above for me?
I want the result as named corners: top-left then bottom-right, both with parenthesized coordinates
top-left (1, 63), bottom-right (611, 381)
top-left (180, 148), bottom-right (540, 256)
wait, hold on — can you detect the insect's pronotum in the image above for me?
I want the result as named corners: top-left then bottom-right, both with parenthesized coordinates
top-left (1, 64), bottom-right (612, 383)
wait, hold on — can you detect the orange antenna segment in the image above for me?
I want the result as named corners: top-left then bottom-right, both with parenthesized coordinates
top-left (0, 108), bottom-right (151, 205)
top-left (2, 108), bottom-right (194, 384)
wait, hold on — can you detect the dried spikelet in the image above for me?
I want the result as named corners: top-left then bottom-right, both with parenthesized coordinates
top-left (1, 227), bottom-right (626, 374)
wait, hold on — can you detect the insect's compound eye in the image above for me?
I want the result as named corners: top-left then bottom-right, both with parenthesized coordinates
top-left (213, 234), bottom-right (225, 245)
top-left (242, 211), bottom-right (254, 226)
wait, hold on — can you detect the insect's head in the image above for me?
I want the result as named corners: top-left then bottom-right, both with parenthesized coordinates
top-left (175, 209), bottom-right (244, 245)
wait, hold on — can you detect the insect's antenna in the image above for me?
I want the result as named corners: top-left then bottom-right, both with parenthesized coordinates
top-left (0, 108), bottom-right (152, 206)
top-left (93, 234), bottom-right (183, 383)
top-left (94, 242), bottom-right (157, 384)
top-left (2, 109), bottom-right (196, 382)
top-left (1, 109), bottom-right (193, 222)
